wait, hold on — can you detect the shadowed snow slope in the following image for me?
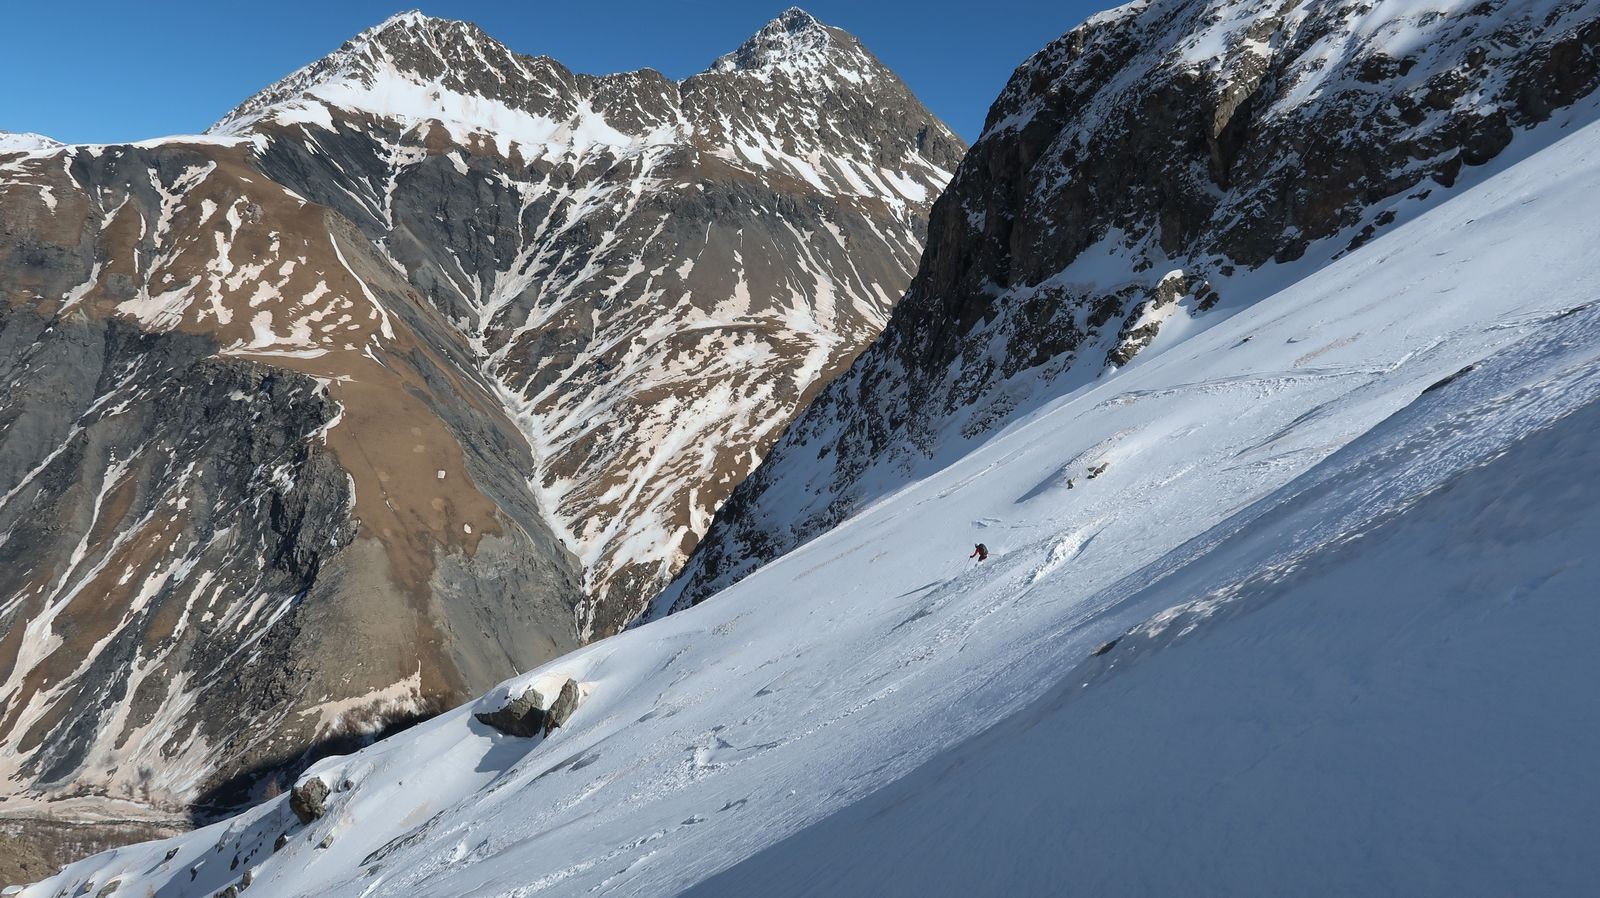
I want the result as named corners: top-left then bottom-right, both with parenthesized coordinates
top-left (690, 249), bottom-right (1600, 898)
top-left (21, 67), bottom-right (1600, 898)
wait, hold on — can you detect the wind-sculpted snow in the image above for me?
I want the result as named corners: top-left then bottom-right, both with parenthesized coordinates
top-left (27, 90), bottom-right (1600, 897)
top-left (665, 0), bottom-right (1600, 611)
top-left (0, 8), bottom-right (955, 846)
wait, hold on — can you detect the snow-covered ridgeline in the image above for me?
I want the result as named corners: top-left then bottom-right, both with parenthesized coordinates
top-left (26, 79), bottom-right (1600, 898)
top-left (210, 9), bottom-right (955, 206)
top-left (0, 131), bottom-right (64, 156)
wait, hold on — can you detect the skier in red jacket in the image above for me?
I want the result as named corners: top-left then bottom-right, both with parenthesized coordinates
top-left (969, 543), bottom-right (989, 562)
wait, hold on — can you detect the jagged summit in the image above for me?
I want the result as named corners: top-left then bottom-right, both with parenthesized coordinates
top-left (209, 10), bottom-right (548, 135)
top-left (710, 7), bottom-right (839, 73)
top-left (213, 8), bottom-right (914, 140)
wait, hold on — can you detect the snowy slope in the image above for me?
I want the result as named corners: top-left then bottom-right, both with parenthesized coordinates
top-left (691, 331), bottom-right (1600, 897)
top-left (0, 132), bottom-right (62, 156)
top-left (24, 83), bottom-right (1600, 897)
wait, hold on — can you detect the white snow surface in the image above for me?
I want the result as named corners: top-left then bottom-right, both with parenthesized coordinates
top-left (0, 131), bottom-right (63, 155)
top-left (27, 83), bottom-right (1600, 898)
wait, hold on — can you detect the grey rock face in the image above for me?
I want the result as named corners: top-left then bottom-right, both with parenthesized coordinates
top-left (664, 0), bottom-right (1600, 612)
top-left (543, 679), bottom-right (582, 734)
top-left (288, 777), bottom-right (329, 825)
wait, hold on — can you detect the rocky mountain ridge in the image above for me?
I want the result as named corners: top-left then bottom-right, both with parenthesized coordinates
top-left (211, 7), bottom-right (962, 634)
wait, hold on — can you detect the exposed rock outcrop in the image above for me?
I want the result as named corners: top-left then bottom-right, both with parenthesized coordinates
top-left (288, 778), bottom-right (329, 826)
top-left (474, 678), bottom-right (583, 738)
top-left (543, 679), bottom-right (583, 735)
top-left (474, 686), bottom-right (551, 738)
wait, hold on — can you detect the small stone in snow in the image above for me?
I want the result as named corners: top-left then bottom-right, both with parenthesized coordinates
top-left (1091, 637), bottom-right (1121, 657)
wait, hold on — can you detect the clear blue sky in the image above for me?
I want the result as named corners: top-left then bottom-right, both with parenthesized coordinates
top-left (2, 1), bottom-right (1115, 145)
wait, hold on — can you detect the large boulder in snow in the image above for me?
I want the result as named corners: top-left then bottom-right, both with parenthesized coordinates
top-left (289, 776), bottom-right (329, 825)
top-left (475, 686), bottom-right (549, 737)
top-left (543, 679), bottom-right (583, 735)
top-left (475, 679), bottom-right (585, 738)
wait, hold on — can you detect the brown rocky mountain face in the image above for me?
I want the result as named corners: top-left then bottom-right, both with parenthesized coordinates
top-left (0, 7), bottom-right (959, 844)
top-left (661, 0), bottom-right (1600, 613)
top-left (217, 8), bottom-right (962, 636)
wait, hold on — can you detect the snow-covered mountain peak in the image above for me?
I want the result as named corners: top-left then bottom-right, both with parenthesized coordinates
top-left (0, 130), bottom-right (63, 156)
top-left (712, 8), bottom-right (833, 71)
top-left (209, 7), bottom-right (948, 176)
top-left (363, 8), bottom-right (437, 36)
top-left (208, 11), bottom-right (574, 140)
top-left (709, 7), bottom-right (884, 86)
top-left (190, 12), bottom-right (963, 641)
